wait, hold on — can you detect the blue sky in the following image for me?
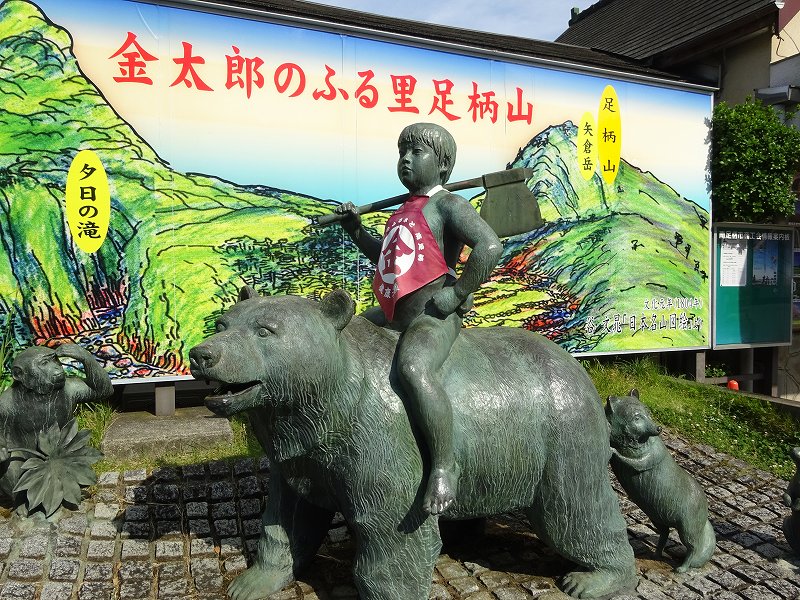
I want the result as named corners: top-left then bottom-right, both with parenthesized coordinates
top-left (308, 0), bottom-right (598, 41)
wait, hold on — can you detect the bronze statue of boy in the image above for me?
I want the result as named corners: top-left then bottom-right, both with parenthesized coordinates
top-left (336, 123), bottom-right (503, 514)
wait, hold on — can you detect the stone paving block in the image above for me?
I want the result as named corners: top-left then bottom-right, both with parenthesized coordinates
top-left (740, 585), bottom-right (783, 600)
top-left (83, 563), bottom-right (114, 581)
top-left (121, 539), bottom-right (150, 560)
top-left (219, 537), bottom-right (243, 558)
top-left (448, 577), bottom-right (482, 596)
top-left (153, 466), bottom-right (180, 482)
top-left (59, 514), bottom-right (88, 535)
top-left (182, 464), bottom-right (206, 479)
top-left (155, 540), bottom-right (184, 560)
top-left (119, 560), bottom-right (153, 581)
top-left (124, 485), bottom-right (148, 504)
top-left (91, 520), bottom-right (119, 540)
top-left (210, 480), bottom-right (235, 500)
top-left (97, 471), bottom-right (119, 487)
top-left (239, 498), bottom-right (262, 517)
top-left (189, 519), bottom-right (212, 537)
top-left (124, 505), bottom-right (149, 521)
top-left (158, 562), bottom-right (187, 580)
top-left (94, 502), bottom-right (121, 520)
top-left (237, 475), bottom-right (261, 497)
top-left (77, 581), bottom-right (113, 600)
top-left (186, 501), bottom-right (208, 518)
top-left (153, 484), bottom-right (180, 503)
top-left (19, 533), bottom-right (49, 559)
top-left (123, 468), bottom-right (148, 483)
top-left (153, 504), bottom-right (181, 521)
top-left (41, 581), bottom-right (74, 600)
top-left (7, 559), bottom-right (44, 581)
top-left (49, 558), bottom-right (81, 581)
top-left (764, 577), bottom-right (800, 599)
top-left (190, 537), bottom-right (216, 557)
top-left (731, 563), bottom-right (770, 584)
top-left (156, 520), bottom-right (182, 537)
top-left (233, 458), bottom-right (255, 476)
top-left (87, 540), bottom-right (116, 561)
top-left (223, 555), bottom-right (247, 574)
top-left (120, 520), bottom-right (150, 539)
top-left (212, 500), bottom-right (237, 519)
top-left (119, 580), bottom-right (152, 600)
top-left (0, 581), bottom-right (36, 600)
top-left (493, 587), bottom-right (529, 600)
top-left (0, 538), bottom-right (12, 560)
top-left (243, 518), bottom-right (262, 538)
top-left (211, 519), bottom-right (239, 538)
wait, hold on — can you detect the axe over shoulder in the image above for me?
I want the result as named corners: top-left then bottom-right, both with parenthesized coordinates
top-left (311, 167), bottom-right (543, 239)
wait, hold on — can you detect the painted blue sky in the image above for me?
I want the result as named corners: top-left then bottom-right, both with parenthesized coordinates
top-left (29, 0), bottom-right (712, 209)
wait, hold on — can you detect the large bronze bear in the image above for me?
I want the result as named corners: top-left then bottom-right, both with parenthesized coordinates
top-left (189, 288), bottom-right (636, 600)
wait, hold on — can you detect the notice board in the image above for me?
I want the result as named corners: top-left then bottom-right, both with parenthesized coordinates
top-left (713, 223), bottom-right (793, 348)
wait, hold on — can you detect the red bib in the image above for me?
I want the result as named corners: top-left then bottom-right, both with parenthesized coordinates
top-left (372, 195), bottom-right (448, 322)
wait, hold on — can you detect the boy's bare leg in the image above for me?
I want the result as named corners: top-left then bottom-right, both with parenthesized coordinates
top-left (396, 310), bottom-right (461, 515)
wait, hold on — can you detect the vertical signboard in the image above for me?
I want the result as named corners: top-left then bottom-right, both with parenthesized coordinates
top-left (713, 223), bottom-right (793, 348)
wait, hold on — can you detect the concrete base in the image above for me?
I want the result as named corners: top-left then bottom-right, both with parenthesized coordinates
top-left (101, 405), bottom-right (234, 462)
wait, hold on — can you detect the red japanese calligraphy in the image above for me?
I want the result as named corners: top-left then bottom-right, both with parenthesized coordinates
top-left (313, 65), bottom-right (349, 101)
top-left (274, 63), bottom-right (306, 97)
top-left (170, 42), bottom-right (213, 91)
top-left (355, 69), bottom-right (379, 109)
top-left (108, 32), bottom-right (158, 85)
top-left (388, 75), bottom-right (419, 113)
top-left (507, 87), bottom-right (533, 124)
top-left (429, 79), bottom-right (460, 121)
top-left (226, 46), bottom-right (265, 99)
top-left (467, 82), bottom-right (499, 123)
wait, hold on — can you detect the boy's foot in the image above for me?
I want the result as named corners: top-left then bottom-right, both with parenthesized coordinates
top-left (423, 466), bottom-right (459, 515)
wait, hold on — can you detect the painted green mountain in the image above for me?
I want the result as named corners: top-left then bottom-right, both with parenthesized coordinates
top-left (0, 0), bottom-right (377, 375)
top-left (0, 0), bottom-right (710, 376)
top-left (469, 122), bottom-right (710, 353)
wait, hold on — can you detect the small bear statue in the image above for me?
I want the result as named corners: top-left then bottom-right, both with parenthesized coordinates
top-left (606, 389), bottom-right (716, 573)
top-left (782, 447), bottom-right (800, 553)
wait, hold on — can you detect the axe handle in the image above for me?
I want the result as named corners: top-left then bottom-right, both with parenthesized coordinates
top-left (312, 175), bottom-right (483, 227)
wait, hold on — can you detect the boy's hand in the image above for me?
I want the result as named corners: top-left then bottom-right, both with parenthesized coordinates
top-left (335, 202), bottom-right (361, 235)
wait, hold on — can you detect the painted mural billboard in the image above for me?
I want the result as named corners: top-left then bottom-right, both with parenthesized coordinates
top-left (0, 0), bottom-right (713, 381)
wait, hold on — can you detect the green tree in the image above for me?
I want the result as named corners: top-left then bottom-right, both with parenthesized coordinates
top-left (711, 98), bottom-right (800, 222)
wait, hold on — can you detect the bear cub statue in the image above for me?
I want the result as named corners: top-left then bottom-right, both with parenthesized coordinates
top-left (782, 447), bottom-right (800, 553)
top-left (606, 389), bottom-right (715, 573)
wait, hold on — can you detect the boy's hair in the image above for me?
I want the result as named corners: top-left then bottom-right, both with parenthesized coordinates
top-left (398, 122), bottom-right (457, 184)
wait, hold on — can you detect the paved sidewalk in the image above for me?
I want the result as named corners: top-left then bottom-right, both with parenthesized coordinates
top-left (0, 430), bottom-right (798, 600)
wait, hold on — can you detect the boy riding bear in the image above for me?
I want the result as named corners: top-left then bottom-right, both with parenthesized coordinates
top-left (336, 122), bottom-right (503, 514)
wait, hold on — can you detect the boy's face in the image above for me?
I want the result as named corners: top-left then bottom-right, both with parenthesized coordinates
top-left (397, 141), bottom-right (443, 194)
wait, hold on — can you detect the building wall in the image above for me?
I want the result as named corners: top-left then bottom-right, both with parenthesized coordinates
top-left (774, 0), bottom-right (800, 62)
top-left (721, 34), bottom-right (773, 103)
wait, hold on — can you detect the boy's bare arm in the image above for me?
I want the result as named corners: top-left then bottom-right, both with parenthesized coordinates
top-left (335, 202), bottom-right (382, 265)
top-left (433, 194), bottom-right (503, 315)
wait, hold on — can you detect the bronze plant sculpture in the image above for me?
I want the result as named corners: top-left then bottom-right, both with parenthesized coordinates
top-left (0, 343), bottom-right (111, 516)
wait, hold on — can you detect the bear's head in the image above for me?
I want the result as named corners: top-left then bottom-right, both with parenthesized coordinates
top-left (189, 287), bottom-right (355, 416)
top-left (605, 389), bottom-right (661, 452)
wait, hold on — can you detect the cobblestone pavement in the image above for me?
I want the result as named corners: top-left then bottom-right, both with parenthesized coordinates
top-left (0, 430), bottom-right (799, 600)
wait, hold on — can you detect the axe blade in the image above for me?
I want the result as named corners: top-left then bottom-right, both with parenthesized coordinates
top-left (479, 170), bottom-right (543, 238)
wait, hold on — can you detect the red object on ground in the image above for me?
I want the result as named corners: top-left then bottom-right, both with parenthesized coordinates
top-left (727, 380), bottom-right (739, 391)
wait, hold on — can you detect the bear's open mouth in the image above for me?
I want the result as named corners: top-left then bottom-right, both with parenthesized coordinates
top-left (206, 380), bottom-right (261, 401)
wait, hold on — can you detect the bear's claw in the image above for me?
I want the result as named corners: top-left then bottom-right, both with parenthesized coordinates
top-left (227, 565), bottom-right (292, 600)
top-left (561, 568), bottom-right (636, 599)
